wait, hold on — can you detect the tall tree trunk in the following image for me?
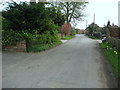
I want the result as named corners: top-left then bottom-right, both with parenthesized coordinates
top-left (66, 2), bottom-right (70, 24)
top-left (68, 4), bottom-right (77, 23)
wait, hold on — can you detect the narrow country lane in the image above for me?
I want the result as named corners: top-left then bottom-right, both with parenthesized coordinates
top-left (2, 34), bottom-right (116, 88)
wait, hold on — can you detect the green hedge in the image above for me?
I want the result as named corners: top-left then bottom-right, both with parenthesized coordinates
top-left (27, 42), bottom-right (62, 52)
top-left (26, 30), bottom-right (62, 52)
top-left (93, 32), bottom-right (101, 39)
top-left (2, 17), bottom-right (61, 52)
top-left (88, 35), bottom-right (100, 39)
top-left (2, 30), bottom-right (23, 46)
top-left (2, 29), bottom-right (62, 52)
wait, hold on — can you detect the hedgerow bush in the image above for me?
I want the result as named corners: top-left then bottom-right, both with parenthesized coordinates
top-left (2, 30), bottom-right (22, 46)
top-left (93, 32), bottom-right (101, 39)
top-left (2, 2), bottom-right (64, 52)
top-left (2, 21), bottom-right (61, 52)
top-left (26, 30), bottom-right (62, 52)
top-left (71, 27), bottom-right (76, 36)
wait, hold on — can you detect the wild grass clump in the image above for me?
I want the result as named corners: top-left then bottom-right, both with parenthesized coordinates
top-left (100, 42), bottom-right (120, 78)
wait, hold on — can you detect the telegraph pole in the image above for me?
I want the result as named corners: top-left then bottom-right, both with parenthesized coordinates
top-left (92, 13), bottom-right (95, 36)
top-left (93, 13), bottom-right (95, 23)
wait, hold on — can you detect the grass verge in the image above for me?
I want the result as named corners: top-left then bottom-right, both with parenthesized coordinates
top-left (62, 35), bottom-right (74, 40)
top-left (100, 41), bottom-right (120, 78)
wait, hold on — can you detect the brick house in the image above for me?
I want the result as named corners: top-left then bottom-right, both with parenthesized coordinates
top-left (79, 29), bottom-right (85, 34)
top-left (60, 23), bottom-right (71, 38)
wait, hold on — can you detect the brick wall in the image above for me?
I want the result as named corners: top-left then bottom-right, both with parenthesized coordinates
top-left (61, 23), bottom-right (71, 36)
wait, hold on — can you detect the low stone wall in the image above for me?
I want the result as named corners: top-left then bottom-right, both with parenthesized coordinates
top-left (107, 37), bottom-right (120, 51)
top-left (3, 40), bottom-right (26, 52)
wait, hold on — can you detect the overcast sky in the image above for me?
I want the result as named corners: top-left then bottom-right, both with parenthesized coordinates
top-left (76, 0), bottom-right (120, 29)
top-left (0, 0), bottom-right (120, 29)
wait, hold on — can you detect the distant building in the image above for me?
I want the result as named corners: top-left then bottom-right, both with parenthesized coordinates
top-left (76, 29), bottom-right (85, 34)
top-left (30, 0), bottom-right (36, 3)
top-left (118, 1), bottom-right (120, 27)
top-left (60, 23), bottom-right (71, 37)
top-left (79, 29), bottom-right (85, 34)
top-left (38, 0), bottom-right (47, 2)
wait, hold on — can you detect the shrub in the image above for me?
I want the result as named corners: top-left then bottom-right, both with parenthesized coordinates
top-left (26, 29), bottom-right (62, 52)
top-left (71, 27), bottom-right (76, 36)
top-left (2, 2), bottom-right (63, 52)
top-left (88, 35), bottom-right (100, 39)
top-left (93, 32), bottom-right (101, 39)
top-left (2, 2), bottom-right (47, 32)
top-left (2, 30), bottom-right (23, 46)
top-left (27, 41), bottom-right (62, 52)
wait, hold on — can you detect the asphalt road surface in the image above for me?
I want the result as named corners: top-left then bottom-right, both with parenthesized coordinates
top-left (2, 34), bottom-right (117, 88)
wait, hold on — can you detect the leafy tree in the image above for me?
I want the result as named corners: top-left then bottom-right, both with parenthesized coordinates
top-left (46, 6), bottom-right (65, 27)
top-left (107, 20), bottom-right (111, 27)
top-left (2, 2), bottom-right (48, 33)
top-left (100, 27), bottom-right (107, 35)
top-left (75, 28), bottom-right (80, 34)
top-left (52, 2), bottom-right (88, 24)
top-left (86, 22), bottom-right (99, 35)
top-left (2, 1), bottom-right (66, 33)
top-left (71, 27), bottom-right (76, 35)
top-left (2, 1), bottom-right (64, 50)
